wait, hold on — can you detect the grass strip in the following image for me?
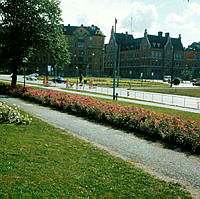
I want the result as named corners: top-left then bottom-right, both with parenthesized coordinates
top-left (133, 88), bottom-right (200, 98)
top-left (0, 115), bottom-right (191, 198)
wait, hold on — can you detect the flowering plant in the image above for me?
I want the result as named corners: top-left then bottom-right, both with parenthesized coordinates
top-left (0, 101), bottom-right (31, 124)
top-left (0, 83), bottom-right (199, 154)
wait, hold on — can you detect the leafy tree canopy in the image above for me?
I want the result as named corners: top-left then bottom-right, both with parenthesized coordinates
top-left (0, 0), bottom-right (70, 85)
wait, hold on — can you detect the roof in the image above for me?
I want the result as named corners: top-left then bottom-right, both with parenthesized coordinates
top-left (112, 32), bottom-right (184, 51)
top-left (63, 24), bottom-right (104, 36)
top-left (187, 42), bottom-right (200, 50)
top-left (147, 34), bottom-right (184, 50)
top-left (114, 33), bottom-right (136, 50)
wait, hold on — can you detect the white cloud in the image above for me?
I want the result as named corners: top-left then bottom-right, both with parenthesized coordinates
top-left (60, 0), bottom-right (200, 46)
top-left (120, 2), bottom-right (158, 35)
top-left (60, 0), bottom-right (159, 42)
top-left (165, 2), bottom-right (200, 45)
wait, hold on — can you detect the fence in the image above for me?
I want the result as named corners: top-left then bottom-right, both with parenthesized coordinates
top-left (74, 85), bottom-right (200, 110)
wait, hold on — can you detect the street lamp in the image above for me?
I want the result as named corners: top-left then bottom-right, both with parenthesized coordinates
top-left (76, 66), bottom-right (79, 81)
top-left (151, 71), bottom-right (154, 81)
top-left (170, 47), bottom-right (174, 87)
top-left (86, 65), bottom-right (89, 77)
top-left (22, 57), bottom-right (28, 90)
top-left (140, 72), bottom-right (143, 87)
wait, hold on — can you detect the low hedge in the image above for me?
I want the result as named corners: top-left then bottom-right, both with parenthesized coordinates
top-left (0, 83), bottom-right (199, 154)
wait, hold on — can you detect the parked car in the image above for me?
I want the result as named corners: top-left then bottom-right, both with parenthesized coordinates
top-left (29, 73), bottom-right (39, 77)
top-left (192, 81), bottom-right (200, 86)
top-left (52, 77), bottom-right (65, 83)
top-left (26, 75), bottom-right (37, 81)
top-left (163, 75), bottom-right (171, 82)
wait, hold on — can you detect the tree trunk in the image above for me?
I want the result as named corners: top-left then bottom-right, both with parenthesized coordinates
top-left (11, 58), bottom-right (19, 86)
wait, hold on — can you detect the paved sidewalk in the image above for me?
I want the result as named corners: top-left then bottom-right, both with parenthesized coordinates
top-left (1, 95), bottom-right (200, 198)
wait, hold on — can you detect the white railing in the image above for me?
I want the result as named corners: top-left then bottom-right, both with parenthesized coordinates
top-left (74, 85), bottom-right (200, 110)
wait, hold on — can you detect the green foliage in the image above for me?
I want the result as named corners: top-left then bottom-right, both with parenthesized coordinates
top-left (0, 116), bottom-right (191, 198)
top-left (181, 67), bottom-right (192, 80)
top-left (0, 0), bottom-right (70, 85)
top-left (173, 78), bottom-right (180, 85)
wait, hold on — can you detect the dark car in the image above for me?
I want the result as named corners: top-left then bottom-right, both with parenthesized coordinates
top-left (52, 77), bottom-right (65, 83)
top-left (193, 81), bottom-right (200, 86)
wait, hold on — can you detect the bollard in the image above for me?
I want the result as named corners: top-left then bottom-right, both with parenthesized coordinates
top-left (116, 93), bottom-right (118, 100)
top-left (198, 101), bottom-right (200, 109)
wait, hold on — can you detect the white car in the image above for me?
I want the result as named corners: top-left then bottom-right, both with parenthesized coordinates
top-left (26, 75), bottom-right (37, 81)
top-left (30, 73), bottom-right (39, 77)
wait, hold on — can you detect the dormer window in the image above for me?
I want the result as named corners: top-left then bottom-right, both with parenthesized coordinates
top-left (157, 43), bottom-right (161, 48)
top-left (153, 42), bottom-right (156, 47)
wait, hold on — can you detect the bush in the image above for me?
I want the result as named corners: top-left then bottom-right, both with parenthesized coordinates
top-left (173, 78), bottom-right (180, 85)
top-left (0, 102), bottom-right (31, 124)
top-left (0, 83), bottom-right (199, 154)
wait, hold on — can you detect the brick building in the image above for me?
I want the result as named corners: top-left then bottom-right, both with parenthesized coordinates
top-left (104, 27), bottom-right (185, 80)
top-left (63, 24), bottom-right (105, 77)
top-left (184, 42), bottom-right (200, 79)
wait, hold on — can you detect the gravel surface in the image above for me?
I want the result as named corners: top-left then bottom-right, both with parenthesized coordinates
top-left (1, 95), bottom-right (200, 198)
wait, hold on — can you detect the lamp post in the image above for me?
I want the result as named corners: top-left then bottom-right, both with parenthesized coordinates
top-left (22, 57), bottom-right (28, 90)
top-left (86, 65), bottom-right (89, 77)
top-left (113, 19), bottom-right (117, 100)
top-left (140, 72), bottom-right (143, 87)
top-left (151, 71), bottom-right (154, 81)
top-left (76, 66), bottom-right (79, 81)
top-left (170, 47), bottom-right (174, 87)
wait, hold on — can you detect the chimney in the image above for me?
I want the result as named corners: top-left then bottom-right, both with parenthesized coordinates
top-left (125, 31), bottom-right (128, 34)
top-left (158, 31), bottom-right (163, 37)
top-left (178, 34), bottom-right (181, 40)
top-left (165, 32), bottom-right (169, 37)
top-left (81, 24), bottom-right (83, 27)
top-left (68, 24), bottom-right (70, 26)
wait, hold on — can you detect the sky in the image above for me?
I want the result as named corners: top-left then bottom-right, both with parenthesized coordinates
top-left (60, 0), bottom-right (200, 47)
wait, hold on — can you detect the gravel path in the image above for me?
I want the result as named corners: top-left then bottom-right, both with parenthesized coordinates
top-left (1, 95), bottom-right (200, 198)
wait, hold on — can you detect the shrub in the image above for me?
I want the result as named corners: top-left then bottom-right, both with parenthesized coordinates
top-left (0, 102), bottom-right (31, 125)
top-left (0, 83), bottom-right (199, 154)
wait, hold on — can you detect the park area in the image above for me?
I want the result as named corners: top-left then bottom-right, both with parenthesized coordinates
top-left (0, 96), bottom-right (193, 198)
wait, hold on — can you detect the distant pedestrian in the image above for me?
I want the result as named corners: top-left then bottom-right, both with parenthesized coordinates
top-left (79, 74), bottom-right (83, 83)
top-left (76, 80), bottom-right (78, 89)
top-left (66, 79), bottom-right (70, 88)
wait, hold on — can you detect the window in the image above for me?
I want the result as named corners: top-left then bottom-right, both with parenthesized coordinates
top-left (69, 43), bottom-right (74, 48)
top-left (68, 37), bottom-right (74, 41)
top-left (89, 36), bottom-right (93, 41)
top-left (88, 44), bottom-right (93, 48)
top-left (78, 43), bottom-right (84, 48)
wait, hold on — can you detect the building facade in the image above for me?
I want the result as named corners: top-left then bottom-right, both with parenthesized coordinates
top-left (63, 24), bottom-right (105, 77)
top-left (104, 27), bottom-right (185, 80)
top-left (184, 42), bottom-right (200, 79)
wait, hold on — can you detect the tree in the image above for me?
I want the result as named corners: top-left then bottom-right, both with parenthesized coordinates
top-left (0, 0), bottom-right (70, 86)
top-left (181, 67), bottom-right (191, 80)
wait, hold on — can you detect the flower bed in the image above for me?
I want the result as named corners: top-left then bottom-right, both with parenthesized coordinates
top-left (0, 83), bottom-right (199, 154)
top-left (0, 101), bottom-right (31, 124)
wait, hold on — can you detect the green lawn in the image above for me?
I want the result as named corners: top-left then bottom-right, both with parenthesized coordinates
top-left (133, 87), bottom-right (200, 98)
top-left (0, 115), bottom-right (191, 198)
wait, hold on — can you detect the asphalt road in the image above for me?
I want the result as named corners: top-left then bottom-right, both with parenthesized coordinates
top-left (1, 95), bottom-right (200, 198)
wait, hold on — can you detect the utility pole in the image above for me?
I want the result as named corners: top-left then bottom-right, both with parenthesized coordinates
top-left (117, 45), bottom-right (120, 87)
top-left (113, 18), bottom-right (117, 100)
top-left (170, 47), bottom-right (174, 87)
